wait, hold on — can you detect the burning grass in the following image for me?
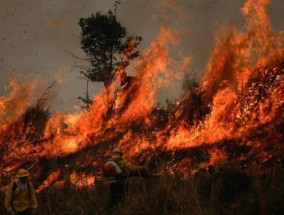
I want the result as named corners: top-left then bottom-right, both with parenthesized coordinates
top-left (0, 0), bottom-right (284, 214)
top-left (1, 159), bottom-right (284, 215)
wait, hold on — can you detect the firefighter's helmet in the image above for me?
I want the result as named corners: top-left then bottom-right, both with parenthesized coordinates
top-left (112, 148), bottom-right (122, 159)
top-left (16, 169), bottom-right (29, 178)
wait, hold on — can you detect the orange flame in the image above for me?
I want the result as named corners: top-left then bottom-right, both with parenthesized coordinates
top-left (1, 0), bottom-right (284, 189)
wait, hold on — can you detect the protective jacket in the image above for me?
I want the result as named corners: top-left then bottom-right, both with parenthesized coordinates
top-left (103, 158), bottom-right (144, 183)
top-left (5, 180), bottom-right (37, 213)
top-left (117, 159), bottom-right (144, 172)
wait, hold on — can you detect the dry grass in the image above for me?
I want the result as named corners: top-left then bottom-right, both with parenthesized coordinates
top-left (1, 160), bottom-right (284, 215)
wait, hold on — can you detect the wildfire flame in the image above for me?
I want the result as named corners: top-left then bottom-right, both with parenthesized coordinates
top-left (0, 0), bottom-right (283, 189)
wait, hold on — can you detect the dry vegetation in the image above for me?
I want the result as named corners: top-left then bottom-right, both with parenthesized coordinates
top-left (1, 157), bottom-right (284, 215)
top-left (1, 63), bottom-right (283, 215)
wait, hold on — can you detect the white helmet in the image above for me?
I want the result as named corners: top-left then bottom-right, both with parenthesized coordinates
top-left (112, 148), bottom-right (122, 159)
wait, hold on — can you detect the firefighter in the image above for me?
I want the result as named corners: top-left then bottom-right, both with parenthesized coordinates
top-left (5, 169), bottom-right (38, 215)
top-left (103, 148), bottom-right (147, 209)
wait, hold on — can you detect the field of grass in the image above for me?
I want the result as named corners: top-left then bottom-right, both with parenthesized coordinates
top-left (1, 160), bottom-right (284, 215)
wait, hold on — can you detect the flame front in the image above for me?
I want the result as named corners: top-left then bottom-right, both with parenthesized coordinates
top-left (1, 0), bottom-right (284, 189)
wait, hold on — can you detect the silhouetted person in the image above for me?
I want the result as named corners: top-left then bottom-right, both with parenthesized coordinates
top-left (103, 148), bottom-right (147, 210)
top-left (5, 169), bottom-right (37, 215)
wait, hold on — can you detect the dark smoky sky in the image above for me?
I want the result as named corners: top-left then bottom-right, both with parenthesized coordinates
top-left (0, 0), bottom-right (283, 112)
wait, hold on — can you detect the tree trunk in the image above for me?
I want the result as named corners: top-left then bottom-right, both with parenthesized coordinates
top-left (104, 80), bottom-right (113, 119)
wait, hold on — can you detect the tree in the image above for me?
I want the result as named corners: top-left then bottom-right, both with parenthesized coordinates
top-left (78, 10), bottom-right (142, 112)
top-left (77, 74), bottom-right (92, 109)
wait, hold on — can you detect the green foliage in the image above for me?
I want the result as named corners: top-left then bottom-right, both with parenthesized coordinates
top-left (78, 10), bottom-right (142, 87)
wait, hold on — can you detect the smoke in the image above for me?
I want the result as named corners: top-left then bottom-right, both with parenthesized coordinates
top-left (0, 0), bottom-right (283, 111)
